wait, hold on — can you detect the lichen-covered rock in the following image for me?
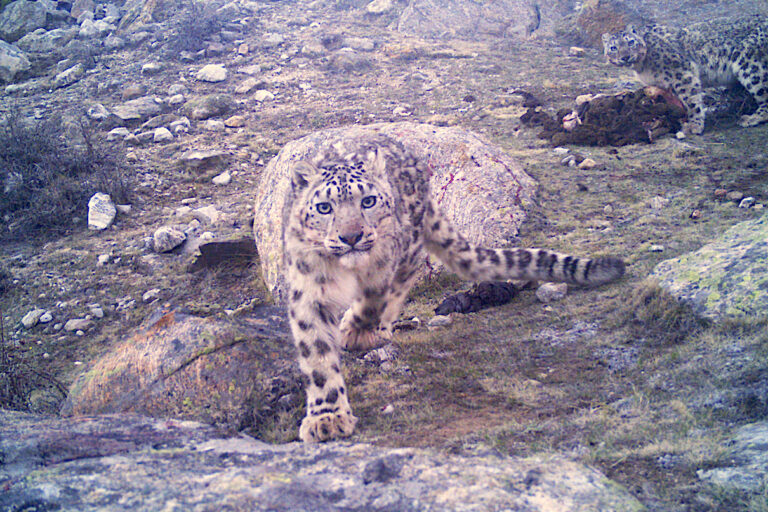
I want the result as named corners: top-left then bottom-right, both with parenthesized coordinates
top-left (180, 93), bottom-right (235, 120)
top-left (252, 122), bottom-right (537, 302)
top-left (650, 214), bottom-right (768, 319)
top-left (0, 39), bottom-right (30, 83)
top-left (111, 95), bottom-right (164, 122)
top-left (1, 409), bottom-right (645, 512)
top-left (60, 307), bottom-right (299, 432)
top-left (697, 421), bottom-right (768, 492)
top-left (152, 225), bottom-right (186, 252)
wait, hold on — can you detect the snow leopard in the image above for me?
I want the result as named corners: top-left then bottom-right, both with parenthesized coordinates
top-left (282, 134), bottom-right (625, 442)
top-left (602, 15), bottom-right (768, 134)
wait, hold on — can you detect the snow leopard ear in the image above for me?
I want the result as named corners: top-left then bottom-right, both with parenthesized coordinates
top-left (366, 146), bottom-right (389, 174)
top-left (291, 160), bottom-right (317, 191)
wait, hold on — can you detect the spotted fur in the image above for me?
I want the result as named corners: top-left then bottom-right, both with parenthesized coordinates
top-left (602, 15), bottom-right (768, 134)
top-left (283, 135), bottom-right (625, 442)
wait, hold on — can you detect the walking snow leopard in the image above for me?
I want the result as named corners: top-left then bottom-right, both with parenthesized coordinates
top-left (281, 134), bottom-right (625, 442)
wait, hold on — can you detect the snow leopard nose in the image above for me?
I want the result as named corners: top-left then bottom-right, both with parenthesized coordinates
top-left (339, 232), bottom-right (363, 247)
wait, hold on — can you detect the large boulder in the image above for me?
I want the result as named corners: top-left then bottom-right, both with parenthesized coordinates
top-left (60, 307), bottom-right (300, 431)
top-left (252, 122), bottom-right (538, 303)
top-left (0, 0), bottom-right (63, 43)
top-left (650, 214), bottom-right (768, 320)
top-left (0, 39), bottom-right (30, 82)
top-left (0, 410), bottom-right (645, 511)
top-left (15, 26), bottom-right (79, 53)
top-left (395, 0), bottom-right (571, 40)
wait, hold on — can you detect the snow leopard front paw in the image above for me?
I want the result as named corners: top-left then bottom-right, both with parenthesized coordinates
top-left (299, 409), bottom-right (358, 442)
top-left (340, 322), bottom-right (392, 352)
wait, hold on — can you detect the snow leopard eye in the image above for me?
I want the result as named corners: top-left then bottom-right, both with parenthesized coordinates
top-left (361, 195), bottom-right (377, 209)
top-left (316, 202), bottom-right (333, 215)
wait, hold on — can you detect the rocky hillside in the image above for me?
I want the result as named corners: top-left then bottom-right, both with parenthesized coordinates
top-left (2, 0), bottom-right (768, 510)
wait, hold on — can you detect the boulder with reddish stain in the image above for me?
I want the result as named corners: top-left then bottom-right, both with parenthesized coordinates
top-left (60, 307), bottom-right (300, 432)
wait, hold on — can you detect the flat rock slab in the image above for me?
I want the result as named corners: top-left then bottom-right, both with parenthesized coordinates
top-left (0, 410), bottom-right (645, 512)
top-left (650, 213), bottom-right (768, 319)
top-left (697, 421), bottom-right (768, 492)
top-left (60, 307), bottom-right (299, 431)
top-left (252, 122), bottom-right (537, 302)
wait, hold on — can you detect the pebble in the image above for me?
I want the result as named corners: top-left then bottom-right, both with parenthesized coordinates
top-left (675, 131), bottom-right (686, 139)
top-left (726, 191), bottom-right (744, 202)
top-left (39, 311), bottom-right (53, 323)
top-left (97, 254), bottom-right (111, 266)
top-left (64, 318), bottom-right (93, 332)
top-left (88, 304), bottom-right (104, 318)
top-left (553, 147), bottom-right (569, 155)
top-left (738, 197), bottom-right (755, 208)
top-left (238, 43), bottom-right (249, 55)
top-left (142, 289), bottom-right (161, 303)
top-left (603, 204), bottom-right (613, 215)
top-left (212, 170), bottom-right (231, 185)
top-left (714, 188), bottom-right (728, 199)
top-left (649, 244), bottom-right (665, 252)
top-left (253, 90), bottom-right (275, 102)
top-left (382, 404), bottom-right (395, 415)
top-left (535, 282), bottom-right (567, 303)
top-left (167, 94), bottom-right (185, 106)
top-left (235, 77), bottom-right (260, 94)
top-left (107, 127), bottom-right (130, 141)
top-left (578, 158), bottom-right (597, 169)
top-left (224, 115), bottom-right (246, 127)
top-left (141, 62), bottom-right (163, 75)
top-left (116, 204), bottom-right (131, 215)
top-left (153, 127), bottom-right (173, 142)
top-left (202, 120), bottom-right (225, 131)
top-left (568, 46), bottom-right (585, 57)
top-left (428, 315), bottom-right (452, 327)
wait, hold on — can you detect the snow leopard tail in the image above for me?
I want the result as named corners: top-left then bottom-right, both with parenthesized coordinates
top-left (423, 204), bottom-right (625, 287)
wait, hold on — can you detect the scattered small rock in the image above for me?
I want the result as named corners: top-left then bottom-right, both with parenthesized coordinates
top-left (87, 192), bottom-right (117, 230)
top-left (224, 115), bottom-right (246, 128)
top-left (88, 304), bottom-right (104, 318)
top-left (212, 170), bottom-right (231, 186)
top-left (649, 244), bottom-right (665, 252)
top-left (568, 46), bottom-right (585, 57)
top-left (535, 282), bottom-right (568, 303)
top-left (141, 62), bottom-right (163, 75)
top-left (577, 158), bottom-right (597, 169)
top-left (726, 191), bottom-right (745, 202)
top-left (253, 90), bottom-right (275, 102)
top-left (142, 289), bottom-right (161, 303)
top-left (39, 311), bottom-right (53, 323)
top-left (21, 308), bottom-right (46, 329)
top-left (196, 64), bottom-right (227, 83)
top-left (64, 318), bottom-right (93, 332)
top-left (153, 226), bottom-right (187, 253)
top-left (107, 127), bottom-right (130, 141)
top-left (428, 315), bottom-right (452, 327)
top-left (153, 126), bottom-right (173, 142)
top-left (714, 189), bottom-right (728, 199)
top-left (739, 197), bottom-right (755, 208)
top-left (235, 77), bottom-right (260, 94)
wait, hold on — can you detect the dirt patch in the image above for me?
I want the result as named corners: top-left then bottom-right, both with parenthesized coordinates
top-left (522, 87), bottom-right (686, 146)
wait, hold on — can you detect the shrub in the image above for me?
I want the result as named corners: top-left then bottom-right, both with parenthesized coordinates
top-left (0, 111), bottom-right (130, 240)
top-left (166, 1), bottom-right (222, 55)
